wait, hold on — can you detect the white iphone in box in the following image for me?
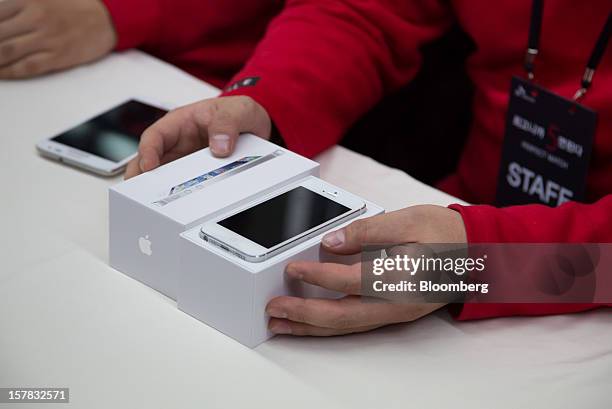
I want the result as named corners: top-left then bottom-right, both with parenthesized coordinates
top-left (200, 177), bottom-right (367, 262)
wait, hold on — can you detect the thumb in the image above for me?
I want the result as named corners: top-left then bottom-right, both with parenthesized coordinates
top-left (207, 117), bottom-right (239, 158)
top-left (321, 211), bottom-right (415, 255)
top-left (204, 96), bottom-right (272, 158)
top-left (321, 217), bottom-right (377, 255)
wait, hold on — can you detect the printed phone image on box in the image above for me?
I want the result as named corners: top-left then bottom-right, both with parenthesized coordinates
top-left (153, 150), bottom-right (285, 207)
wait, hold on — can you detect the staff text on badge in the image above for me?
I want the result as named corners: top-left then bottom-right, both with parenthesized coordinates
top-left (496, 76), bottom-right (597, 207)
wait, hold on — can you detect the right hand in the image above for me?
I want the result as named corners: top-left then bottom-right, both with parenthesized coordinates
top-left (125, 96), bottom-right (272, 179)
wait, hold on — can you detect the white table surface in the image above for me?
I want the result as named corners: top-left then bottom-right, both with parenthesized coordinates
top-left (1, 51), bottom-right (610, 409)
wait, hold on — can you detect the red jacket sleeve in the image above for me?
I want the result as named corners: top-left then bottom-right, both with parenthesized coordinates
top-left (448, 196), bottom-right (612, 319)
top-left (102, 0), bottom-right (282, 54)
top-left (221, 0), bottom-right (453, 158)
top-left (102, 0), bottom-right (162, 50)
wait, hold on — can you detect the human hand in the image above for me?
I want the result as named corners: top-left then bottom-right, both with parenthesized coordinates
top-left (0, 0), bottom-right (116, 79)
top-left (125, 96), bottom-right (272, 179)
top-left (266, 205), bottom-right (467, 336)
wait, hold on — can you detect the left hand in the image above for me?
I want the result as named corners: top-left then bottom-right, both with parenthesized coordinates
top-left (0, 0), bottom-right (116, 79)
top-left (266, 205), bottom-right (467, 336)
top-left (125, 96), bottom-right (272, 179)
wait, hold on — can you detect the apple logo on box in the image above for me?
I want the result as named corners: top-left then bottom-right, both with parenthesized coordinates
top-left (139, 235), bottom-right (153, 256)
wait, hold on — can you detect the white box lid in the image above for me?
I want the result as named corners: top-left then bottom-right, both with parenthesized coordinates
top-left (110, 134), bottom-right (319, 225)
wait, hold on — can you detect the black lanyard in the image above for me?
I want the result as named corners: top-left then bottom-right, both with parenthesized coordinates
top-left (523, 0), bottom-right (612, 101)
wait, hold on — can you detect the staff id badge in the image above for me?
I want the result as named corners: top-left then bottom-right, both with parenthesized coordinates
top-left (495, 76), bottom-right (597, 207)
top-left (495, 1), bottom-right (610, 207)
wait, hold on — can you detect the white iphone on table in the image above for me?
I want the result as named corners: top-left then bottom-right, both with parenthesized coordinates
top-left (200, 177), bottom-right (367, 262)
top-left (36, 99), bottom-right (167, 176)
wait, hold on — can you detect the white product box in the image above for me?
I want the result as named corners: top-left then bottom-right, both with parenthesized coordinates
top-left (109, 134), bottom-right (319, 299)
top-left (178, 191), bottom-right (384, 348)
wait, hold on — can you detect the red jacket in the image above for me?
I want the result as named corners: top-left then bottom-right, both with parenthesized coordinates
top-left (102, 0), bottom-right (283, 87)
top-left (220, 0), bottom-right (612, 319)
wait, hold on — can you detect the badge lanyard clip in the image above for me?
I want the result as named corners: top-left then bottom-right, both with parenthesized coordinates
top-left (523, 0), bottom-right (544, 81)
top-left (524, 0), bottom-right (611, 102)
